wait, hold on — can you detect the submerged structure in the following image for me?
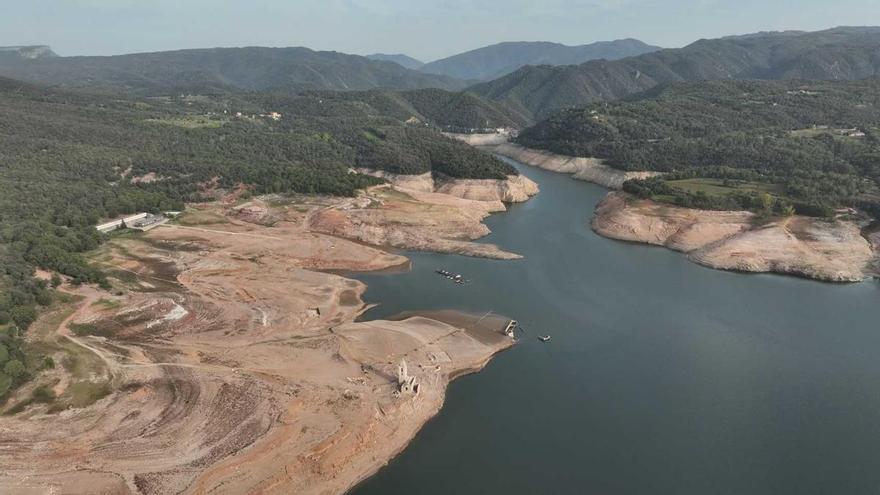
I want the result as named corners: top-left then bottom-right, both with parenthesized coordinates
top-left (397, 359), bottom-right (420, 395)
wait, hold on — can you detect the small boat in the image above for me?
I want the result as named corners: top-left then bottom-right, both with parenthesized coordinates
top-left (538, 335), bottom-right (551, 342)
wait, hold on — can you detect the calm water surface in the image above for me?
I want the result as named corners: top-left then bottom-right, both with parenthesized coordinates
top-left (350, 157), bottom-right (880, 495)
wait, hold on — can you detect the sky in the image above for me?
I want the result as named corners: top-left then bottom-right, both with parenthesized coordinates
top-left (4, 0), bottom-right (880, 62)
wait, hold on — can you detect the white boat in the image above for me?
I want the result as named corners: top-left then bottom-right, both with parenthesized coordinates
top-left (538, 335), bottom-right (551, 342)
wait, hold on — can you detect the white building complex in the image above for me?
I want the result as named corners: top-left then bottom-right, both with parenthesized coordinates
top-left (95, 212), bottom-right (169, 233)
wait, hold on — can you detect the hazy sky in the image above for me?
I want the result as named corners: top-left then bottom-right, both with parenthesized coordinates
top-left (5, 0), bottom-right (880, 61)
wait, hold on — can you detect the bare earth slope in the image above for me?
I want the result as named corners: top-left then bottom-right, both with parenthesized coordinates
top-left (0, 184), bottom-right (518, 494)
top-left (593, 192), bottom-right (878, 282)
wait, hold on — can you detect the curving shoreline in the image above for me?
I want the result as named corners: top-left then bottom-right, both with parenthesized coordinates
top-left (471, 140), bottom-right (662, 189)
top-left (448, 133), bottom-right (880, 282)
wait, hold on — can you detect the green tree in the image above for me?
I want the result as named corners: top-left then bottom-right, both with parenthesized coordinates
top-left (4, 359), bottom-right (25, 379)
top-left (760, 193), bottom-right (774, 215)
top-left (10, 306), bottom-right (37, 330)
top-left (50, 273), bottom-right (62, 288)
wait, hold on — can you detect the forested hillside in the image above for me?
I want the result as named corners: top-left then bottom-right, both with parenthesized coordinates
top-left (420, 39), bottom-right (660, 81)
top-left (0, 46), bottom-right (464, 95)
top-left (471, 27), bottom-right (880, 119)
top-left (517, 79), bottom-right (880, 214)
top-left (0, 77), bottom-right (515, 398)
top-left (312, 88), bottom-right (530, 130)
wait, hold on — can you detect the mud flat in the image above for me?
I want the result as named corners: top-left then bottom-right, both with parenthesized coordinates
top-left (593, 191), bottom-right (879, 282)
top-left (0, 187), bottom-right (517, 494)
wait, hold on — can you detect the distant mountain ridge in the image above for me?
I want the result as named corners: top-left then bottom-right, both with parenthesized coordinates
top-left (470, 27), bottom-right (880, 119)
top-left (0, 45), bottom-right (57, 60)
top-left (366, 53), bottom-right (424, 70)
top-left (420, 39), bottom-right (661, 81)
top-left (0, 46), bottom-right (463, 95)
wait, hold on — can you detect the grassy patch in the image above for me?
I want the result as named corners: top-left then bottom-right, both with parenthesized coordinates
top-left (69, 322), bottom-right (114, 338)
top-left (666, 178), bottom-right (783, 197)
top-left (176, 210), bottom-right (229, 226)
top-left (63, 381), bottom-right (112, 409)
top-left (92, 298), bottom-right (122, 310)
top-left (20, 294), bottom-right (112, 412)
top-left (3, 383), bottom-right (57, 415)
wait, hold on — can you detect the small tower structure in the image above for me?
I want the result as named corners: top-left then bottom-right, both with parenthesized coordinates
top-left (397, 358), bottom-right (420, 395)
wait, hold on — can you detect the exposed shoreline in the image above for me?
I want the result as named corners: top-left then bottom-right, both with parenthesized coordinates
top-left (593, 191), bottom-right (879, 282)
top-left (447, 133), bottom-right (880, 282)
top-left (476, 141), bottom-right (662, 189)
top-left (0, 182), bottom-right (522, 494)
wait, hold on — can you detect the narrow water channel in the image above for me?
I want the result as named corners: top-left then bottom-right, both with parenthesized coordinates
top-left (350, 157), bottom-right (880, 495)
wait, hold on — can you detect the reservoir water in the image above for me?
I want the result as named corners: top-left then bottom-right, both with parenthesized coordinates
top-left (350, 157), bottom-right (880, 495)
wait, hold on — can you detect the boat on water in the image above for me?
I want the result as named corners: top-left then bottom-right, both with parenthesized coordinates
top-left (436, 268), bottom-right (466, 284)
top-left (538, 335), bottom-right (551, 342)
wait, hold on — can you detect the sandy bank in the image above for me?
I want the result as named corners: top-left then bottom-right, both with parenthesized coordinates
top-left (593, 192), bottom-right (879, 282)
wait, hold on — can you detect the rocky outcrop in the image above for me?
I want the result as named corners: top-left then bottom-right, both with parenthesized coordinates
top-left (593, 192), bottom-right (878, 282)
top-left (357, 168), bottom-right (538, 203)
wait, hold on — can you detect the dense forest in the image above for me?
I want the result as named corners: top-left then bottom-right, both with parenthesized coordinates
top-left (517, 79), bottom-right (880, 215)
top-left (0, 77), bottom-right (517, 399)
top-left (472, 27), bottom-right (880, 119)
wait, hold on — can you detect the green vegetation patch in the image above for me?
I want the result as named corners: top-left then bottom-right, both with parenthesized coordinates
top-left (666, 178), bottom-right (783, 197)
top-left (146, 116), bottom-right (228, 128)
top-left (69, 322), bottom-right (114, 338)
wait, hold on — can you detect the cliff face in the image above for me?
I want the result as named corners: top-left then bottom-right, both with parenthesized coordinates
top-left (593, 192), bottom-right (878, 282)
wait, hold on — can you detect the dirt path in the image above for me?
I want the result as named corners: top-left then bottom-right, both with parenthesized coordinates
top-left (162, 224), bottom-right (285, 241)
